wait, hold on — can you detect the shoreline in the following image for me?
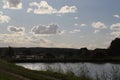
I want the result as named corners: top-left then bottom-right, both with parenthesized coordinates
top-left (13, 59), bottom-right (120, 64)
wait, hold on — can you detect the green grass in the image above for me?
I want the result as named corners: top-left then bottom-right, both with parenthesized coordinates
top-left (0, 59), bottom-right (93, 80)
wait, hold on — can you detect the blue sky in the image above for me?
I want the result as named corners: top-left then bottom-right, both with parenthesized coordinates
top-left (0, 0), bottom-right (120, 49)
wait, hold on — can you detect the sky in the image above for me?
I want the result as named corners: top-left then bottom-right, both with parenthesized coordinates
top-left (0, 0), bottom-right (120, 49)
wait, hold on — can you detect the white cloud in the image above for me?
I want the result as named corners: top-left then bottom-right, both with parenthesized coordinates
top-left (28, 37), bottom-right (52, 45)
top-left (80, 24), bottom-right (87, 27)
top-left (110, 23), bottom-right (120, 38)
top-left (27, 8), bottom-right (33, 13)
top-left (110, 23), bottom-right (120, 30)
top-left (0, 33), bottom-right (26, 44)
top-left (7, 26), bottom-right (25, 33)
top-left (113, 15), bottom-right (120, 19)
top-left (59, 30), bottom-right (66, 35)
top-left (0, 32), bottom-right (98, 48)
top-left (92, 21), bottom-right (107, 29)
top-left (0, 11), bottom-right (10, 23)
top-left (0, 32), bottom-right (53, 46)
top-left (69, 29), bottom-right (80, 33)
top-left (3, 0), bottom-right (22, 9)
top-left (28, 1), bottom-right (57, 14)
top-left (53, 43), bottom-right (75, 48)
top-left (111, 31), bottom-right (120, 37)
top-left (94, 30), bottom-right (100, 34)
top-left (31, 24), bottom-right (60, 35)
top-left (59, 6), bottom-right (77, 13)
top-left (74, 23), bottom-right (78, 26)
top-left (56, 14), bottom-right (62, 17)
top-left (74, 17), bottom-right (78, 20)
top-left (27, 1), bottom-right (77, 14)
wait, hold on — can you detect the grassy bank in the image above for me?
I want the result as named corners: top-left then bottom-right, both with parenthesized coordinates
top-left (0, 59), bottom-right (93, 80)
top-left (1, 59), bottom-right (120, 80)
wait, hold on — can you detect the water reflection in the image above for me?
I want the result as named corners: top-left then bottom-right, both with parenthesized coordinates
top-left (16, 63), bottom-right (120, 79)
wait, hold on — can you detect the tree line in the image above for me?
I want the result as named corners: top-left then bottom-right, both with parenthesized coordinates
top-left (0, 38), bottom-right (120, 62)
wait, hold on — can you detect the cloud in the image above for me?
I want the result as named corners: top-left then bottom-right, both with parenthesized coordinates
top-left (113, 15), bottom-right (120, 19)
top-left (59, 30), bottom-right (66, 35)
top-left (59, 5), bottom-right (77, 13)
top-left (69, 29), bottom-right (80, 33)
top-left (110, 23), bottom-right (120, 37)
top-left (74, 23), bottom-right (78, 26)
top-left (27, 37), bottom-right (51, 44)
top-left (3, 0), bottom-right (22, 9)
top-left (53, 43), bottom-right (75, 48)
top-left (110, 23), bottom-right (120, 30)
top-left (80, 24), bottom-right (87, 27)
top-left (56, 14), bottom-right (62, 17)
top-left (27, 1), bottom-right (57, 14)
top-left (111, 31), bottom-right (120, 37)
top-left (92, 21), bottom-right (107, 29)
top-left (27, 8), bottom-right (33, 13)
top-left (31, 24), bottom-right (60, 35)
top-left (0, 32), bottom-right (83, 48)
top-left (94, 30), bottom-right (100, 34)
top-left (0, 33), bottom-right (26, 44)
top-left (0, 11), bottom-right (10, 23)
top-left (74, 17), bottom-right (78, 20)
top-left (0, 33), bottom-right (52, 46)
top-left (7, 26), bottom-right (25, 33)
top-left (27, 1), bottom-right (77, 14)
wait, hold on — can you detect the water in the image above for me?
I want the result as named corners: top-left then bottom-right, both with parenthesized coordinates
top-left (16, 63), bottom-right (120, 79)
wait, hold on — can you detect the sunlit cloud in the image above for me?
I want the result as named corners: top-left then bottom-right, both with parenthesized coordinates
top-left (27, 1), bottom-right (77, 14)
top-left (69, 29), bottom-right (80, 33)
top-left (3, 0), bottom-right (22, 9)
top-left (74, 23), bottom-right (78, 26)
top-left (59, 30), bottom-right (66, 35)
top-left (113, 15), bottom-right (120, 19)
top-left (74, 17), bottom-right (78, 20)
top-left (0, 33), bottom-right (53, 47)
top-left (0, 11), bottom-right (10, 23)
top-left (27, 1), bottom-right (57, 14)
top-left (7, 26), bottom-right (25, 33)
top-left (56, 14), bottom-right (62, 17)
top-left (110, 23), bottom-right (120, 30)
top-left (80, 24), bottom-right (87, 27)
top-left (92, 21), bottom-right (107, 29)
top-left (111, 31), bottom-right (120, 37)
top-left (94, 30), bottom-right (100, 34)
top-left (31, 24), bottom-right (61, 35)
top-left (110, 23), bottom-right (120, 37)
top-left (58, 5), bottom-right (77, 13)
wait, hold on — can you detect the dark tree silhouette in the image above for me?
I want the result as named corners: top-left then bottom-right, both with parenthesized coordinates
top-left (108, 38), bottom-right (120, 56)
top-left (79, 48), bottom-right (90, 57)
top-left (5, 46), bottom-right (15, 60)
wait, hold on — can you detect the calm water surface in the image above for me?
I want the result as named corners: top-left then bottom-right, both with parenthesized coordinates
top-left (16, 63), bottom-right (120, 79)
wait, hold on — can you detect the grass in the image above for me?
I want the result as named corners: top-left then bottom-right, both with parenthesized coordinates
top-left (0, 71), bottom-right (23, 80)
top-left (0, 59), bottom-right (93, 80)
top-left (1, 59), bottom-right (119, 80)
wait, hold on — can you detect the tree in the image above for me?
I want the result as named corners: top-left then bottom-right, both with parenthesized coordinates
top-left (79, 48), bottom-right (90, 57)
top-left (108, 38), bottom-right (120, 56)
top-left (5, 46), bottom-right (15, 60)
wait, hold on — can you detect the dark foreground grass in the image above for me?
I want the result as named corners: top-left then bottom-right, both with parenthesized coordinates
top-left (0, 59), bottom-right (93, 80)
top-left (0, 71), bottom-right (23, 80)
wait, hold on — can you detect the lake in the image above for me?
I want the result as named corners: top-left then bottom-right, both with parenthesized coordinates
top-left (16, 63), bottom-right (120, 80)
